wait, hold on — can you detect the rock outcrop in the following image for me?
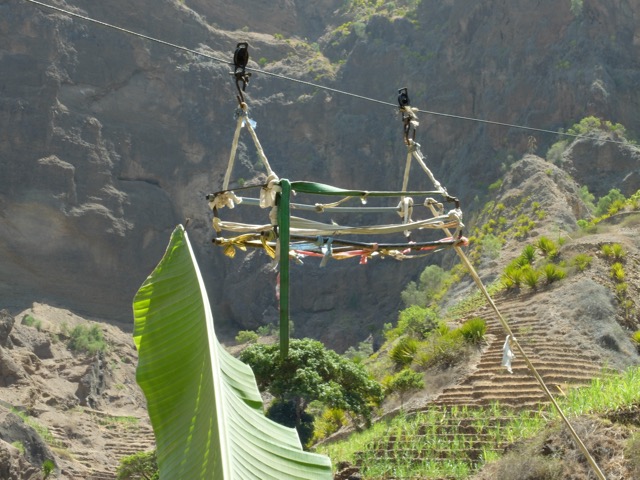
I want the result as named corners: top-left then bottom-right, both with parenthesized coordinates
top-left (2, 0), bottom-right (640, 348)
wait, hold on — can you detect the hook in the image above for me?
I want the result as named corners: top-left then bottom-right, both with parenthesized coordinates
top-left (398, 87), bottom-right (416, 145)
top-left (398, 87), bottom-right (410, 108)
top-left (232, 42), bottom-right (251, 104)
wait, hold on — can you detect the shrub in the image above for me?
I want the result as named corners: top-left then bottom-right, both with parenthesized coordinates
top-left (116, 451), bottom-right (158, 480)
top-left (344, 339), bottom-right (374, 363)
top-left (235, 330), bottom-right (259, 345)
top-left (415, 333), bottom-right (466, 369)
top-left (22, 314), bottom-right (42, 331)
top-left (502, 262), bottom-right (527, 290)
top-left (536, 236), bottom-right (558, 259)
top-left (632, 331), bottom-right (640, 345)
top-left (383, 368), bottom-right (424, 409)
top-left (546, 139), bottom-right (568, 164)
top-left (488, 178), bottom-right (503, 193)
top-left (68, 325), bottom-right (107, 355)
top-left (611, 243), bottom-right (626, 261)
top-left (520, 244), bottom-right (537, 265)
top-left (481, 234), bottom-right (503, 260)
top-left (491, 451), bottom-right (563, 480)
top-left (257, 324), bottom-right (277, 336)
top-left (616, 282), bottom-right (629, 300)
top-left (610, 262), bottom-right (625, 282)
top-left (459, 318), bottom-right (487, 344)
top-left (388, 305), bottom-right (440, 340)
top-left (42, 459), bottom-right (55, 479)
top-left (543, 264), bottom-right (566, 284)
top-left (522, 266), bottom-right (541, 290)
top-left (313, 408), bottom-right (347, 441)
top-left (571, 253), bottom-right (592, 271)
top-left (400, 264), bottom-right (451, 307)
top-left (577, 219), bottom-right (597, 233)
top-left (389, 337), bottom-right (420, 368)
top-left (595, 188), bottom-right (625, 216)
top-left (608, 199), bottom-right (626, 215)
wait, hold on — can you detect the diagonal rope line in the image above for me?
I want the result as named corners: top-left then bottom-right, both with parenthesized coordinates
top-left (425, 197), bottom-right (608, 479)
top-left (22, 0), bottom-right (629, 146)
top-left (454, 250), bottom-right (607, 480)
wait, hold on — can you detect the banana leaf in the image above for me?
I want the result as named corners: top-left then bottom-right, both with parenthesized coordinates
top-left (133, 225), bottom-right (332, 479)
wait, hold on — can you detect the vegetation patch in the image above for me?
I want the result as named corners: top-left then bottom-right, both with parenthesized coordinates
top-left (67, 324), bottom-right (107, 355)
top-left (319, 367), bottom-right (640, 479)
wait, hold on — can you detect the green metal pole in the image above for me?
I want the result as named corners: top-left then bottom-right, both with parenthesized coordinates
top-left (277, 179), bottom-right (291, 358)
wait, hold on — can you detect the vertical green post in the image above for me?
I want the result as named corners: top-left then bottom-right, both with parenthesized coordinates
top-left (277, 179), bottom-right (291, 358)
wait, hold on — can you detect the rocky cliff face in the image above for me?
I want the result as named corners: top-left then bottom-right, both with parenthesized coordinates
top-left (1, 0), bottom-right (639, 349)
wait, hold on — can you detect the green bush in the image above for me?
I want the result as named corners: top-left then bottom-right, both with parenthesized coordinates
top-left (235, 330), bottom-right (259, 345)
top-left (608, 199), bottom-right (626, 215)
top-left (459, 318), bottom-right (487, 344)
top-left (22, 314), bottom-right (42, 331)
top-left (577, 219), bottom-right (597, 233)
top-left (595, 188), bottom-right (626, 216)
top-left (383, 368), bottom-right (424, 409)
top-left (68, 324), bottom-right (107, 355)
top-left (344, 339), bottom-right (374, 363)
top-left (488, 178), bottom-right (503, 193)
top-left (116, 451), bottom-right (158, 480)
top-left (611, 243), bottom-right (626, 261)
top-left (256, 323), bottom-right (277, 336)
top-left (313, 408), bottom-right (347, 442)
top-left (632, 331), bottom-right (640, 345)
top-left (520, 244), bottom-right (537, 265)
top-left (571, 253), bottom-right (592, 271)
top-left (522, 266), bottom-right (541, 290)
top-left (401, 265), bottom-right (450, 308)
top-left (543, 264), bottom-right (566, 284)
top-left (536, 236), bottom-right (558, 259)
top-left (502, 264), bottom-right (524, 290)
top-left (546, 139), bottom-right (568, 164)
top-left (42, 459), bottom-right (55, 479)
top-left (610, 262), bottom-right (625, 282)
top-left (481, 234), bottom-right (503, 260)
top-left (415, 333), bottom-right (465, 369)
top-left (389, 337), bottom-right (420, 368)
top-left (387, 305), bottom-right (440, 340)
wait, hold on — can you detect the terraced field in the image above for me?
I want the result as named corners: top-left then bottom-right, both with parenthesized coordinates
top-left (49, 410), bottom-right (155, 479)
top-left (351, 289), bottom-right (610, 478)
top-left (434, 297), bottom-right (603, 410)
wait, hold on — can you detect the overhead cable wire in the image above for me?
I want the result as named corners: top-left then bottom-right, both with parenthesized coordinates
top-left (23, 0), bottom-right (629, 146)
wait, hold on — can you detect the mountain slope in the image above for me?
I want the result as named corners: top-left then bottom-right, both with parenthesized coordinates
top-left (2, 0), bottom-right (640, 347)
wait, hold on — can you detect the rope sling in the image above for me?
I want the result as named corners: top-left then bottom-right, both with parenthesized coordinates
top-left (206, 44), bottom-right (607, 480)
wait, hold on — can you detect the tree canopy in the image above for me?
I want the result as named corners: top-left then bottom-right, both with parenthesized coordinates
top-left (240, 338), bottom-right (383, 427)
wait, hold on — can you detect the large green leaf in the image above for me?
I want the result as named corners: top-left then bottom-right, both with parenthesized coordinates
top-left (133, 225), bottom-right (332, 479)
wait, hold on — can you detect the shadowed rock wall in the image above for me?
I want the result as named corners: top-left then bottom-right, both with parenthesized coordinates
top-left (1, 0), bottom-right (639, 349)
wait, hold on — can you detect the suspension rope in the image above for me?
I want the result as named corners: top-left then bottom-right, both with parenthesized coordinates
top-left (21, 0), bottom-right (629, 147)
